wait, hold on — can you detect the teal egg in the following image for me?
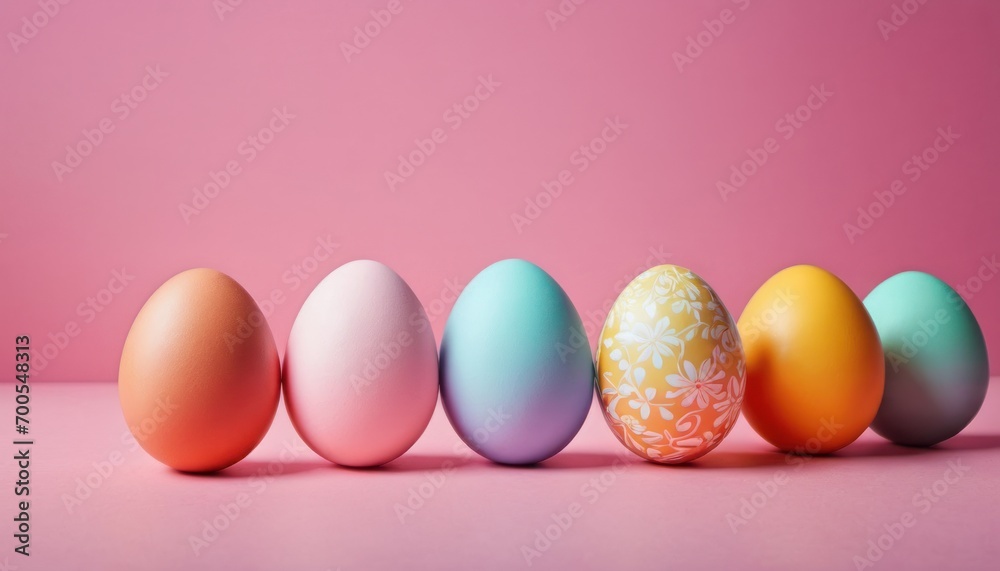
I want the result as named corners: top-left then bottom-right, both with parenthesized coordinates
top-left (863, 271), bottom-right (989, 446)
top-left (439, 259), bottom-right (594, 465)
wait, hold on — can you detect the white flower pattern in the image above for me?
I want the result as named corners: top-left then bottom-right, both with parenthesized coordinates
top-left (614, 317), bottom-right (682, 369)
top-left (597, 265), bottom-right (746, 464)
top-left (665, 357), bottom-right (725, 409)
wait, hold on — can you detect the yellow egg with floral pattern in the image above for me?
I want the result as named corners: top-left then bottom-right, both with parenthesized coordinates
top-left (596, 265), bottom-right (746, 464)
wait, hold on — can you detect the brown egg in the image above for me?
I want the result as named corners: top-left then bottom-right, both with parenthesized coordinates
top-left (118, 268), bottom-right (280, 472)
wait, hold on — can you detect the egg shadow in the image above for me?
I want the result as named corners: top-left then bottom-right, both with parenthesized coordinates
top-left (679, 440), bottom-right (938, 469)
top-left (376, 454), bottom-right (482, 472)
top-left (386, 452), bottom-right (619, 471)
top-left (826, 434), bottom-right (1000, 458)
top-left (162, 434), bottom-right (1000, 479)
top-left (173, 459), bottom-right (335, 479)
top-left (538, 451), bottom-right (630, 470)
top-left (933, 434), bottom-right (1000, 451)
top-left (381, 451), bottom-right (635, 471)
top-left (680, 450), bottom-right (790, 470)
top-left (829, 440), bottom-right (935, 459)
top-left (384, 451), bottom-right (631, 471)
top-left (175, 455), bottom-right (487, 477)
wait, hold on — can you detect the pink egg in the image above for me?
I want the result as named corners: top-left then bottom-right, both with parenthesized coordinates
top-left (282, 260), bottom-right (439, 467)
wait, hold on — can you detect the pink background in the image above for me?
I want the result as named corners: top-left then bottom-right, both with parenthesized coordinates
top-left (2, 1), bottom-right (998, 380)
top-left (3, 3), bottom-right (999, 570)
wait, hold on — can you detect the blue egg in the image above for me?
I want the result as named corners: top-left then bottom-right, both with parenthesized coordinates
top-left (864, 271), bottom-right (989, 446)
top-left (440, 259), bottom-right (594, 465)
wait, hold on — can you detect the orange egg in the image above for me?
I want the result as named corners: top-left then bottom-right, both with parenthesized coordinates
top-left (118, 269), bottom-right (280, 472)
top-left (737, 265), bottom-right (884, 454)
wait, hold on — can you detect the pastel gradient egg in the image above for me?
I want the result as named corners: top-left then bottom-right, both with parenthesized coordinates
top-left (597, 265), bottom-right (746, 464)
top-left (282, 260), bottom-right (439, 467)
top-left (864, 271), bottom-right (989, 446)
top-left (440, 259), bottom-right (594, 465)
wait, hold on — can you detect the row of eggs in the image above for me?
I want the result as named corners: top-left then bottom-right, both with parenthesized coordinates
top-left (118, 260), bottom-right (990, 472)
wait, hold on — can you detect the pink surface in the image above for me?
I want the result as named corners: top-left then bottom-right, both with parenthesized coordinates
top-left (4, 380), bottom-right (998, 570)
top-left (2, 0), bottom-right (999, 382)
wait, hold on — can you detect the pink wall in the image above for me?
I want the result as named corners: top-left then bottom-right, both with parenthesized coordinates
top-left (2, 0), bottom-right (998, 382)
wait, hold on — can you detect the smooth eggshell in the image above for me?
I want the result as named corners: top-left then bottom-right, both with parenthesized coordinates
top-left (118, 268), bottom-right (281, 473)
top-left (282, 260), bottom-right (439, 467)
top-left (440, 259), bottom-right (594, 465)
top-left (597, 265), bottom-right (746, 464)
top-left (738, 265), bottom-right (884, 453)
top-left (864, 271), bottom-right (989, 446)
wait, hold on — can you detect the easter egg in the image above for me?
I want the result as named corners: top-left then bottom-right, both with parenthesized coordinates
top-left (118, 269), bottom-right (281, 473)
top-left (738, 265), bottom-right (884, 454)
top-left (597, 265), bottom-right (746, 464)
top-left (439, 259), bottom-right (593, 465)
top-left (282, 260), bottom-right (439, 467)
top-left (864, 271), bottom-right (989, 446)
